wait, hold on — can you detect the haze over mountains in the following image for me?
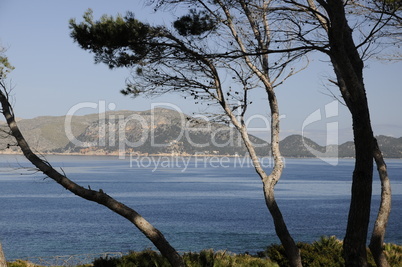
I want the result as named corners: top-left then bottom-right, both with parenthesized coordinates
top-left (0, 108), bottom-right (401, 158)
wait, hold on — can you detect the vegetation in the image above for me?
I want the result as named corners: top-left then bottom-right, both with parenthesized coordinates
top-left (1, 0), bottom-right (401, 265)
top-left (0, 58), bottom-right (185, 267)
top-left (7, 260), bottom-right (38, 267)
top-left (68, 1), bottom-right (402, 265)
top-left (93, 249), bottom-right (278, 267)
top-left (6, 239), bottom-right (402, 267)
top-left (262, 236), bottom-right (402, 267)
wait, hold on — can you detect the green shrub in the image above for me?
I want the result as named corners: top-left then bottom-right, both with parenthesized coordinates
top-left (7, 242), bottom-right (402, 267)
top-left (93, 255), bottom-right (122, 267)
top-left (183, 250), bottom-right (278, 267)
top-left (198, 249), bottom-right (214, 267)
top-left (216, 252), bottom-right (278, 267)
top-left (122, 249), bottom-right (170, 267)
top-left (93, 249), bottom-right (170, 267)
top-left (384, 243), bottom-right (402, 267)
top-left (182, 249), bottom-right (215, 267)
top-left (309, 236), bottom-right (344, 266)
top-left (7, 260), bottom-right (37, 267)
top-left (264, 244), bottom-right (288, 267)
top-left (264, 236), bottom-right (345, 266)
top-left (93, 249), bottom-right (278, 267)
top-left (263, 237), bottom-right (402, 267)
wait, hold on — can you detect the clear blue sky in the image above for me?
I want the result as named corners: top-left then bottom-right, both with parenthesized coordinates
top-left (1, 0), bottom-right (401, 144)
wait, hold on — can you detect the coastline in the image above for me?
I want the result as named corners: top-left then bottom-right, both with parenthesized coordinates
top-left (1, 150), bottom-right (400, 159)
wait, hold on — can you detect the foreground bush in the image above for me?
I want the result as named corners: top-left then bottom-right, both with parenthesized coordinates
top-left (92, 241), bottom-right (402, 267)
top-left (7, 239), bottom-right (402, 267)
top-left (262, 236), bottom-right (402, 267)
top-left (7, 260), bottom-right (36, 267)
top-left (93, 249), bottom-right (278, 267)
top-left (94, 249), bottom-right (170, 267)
top-left (384, 243), bottom-right (402, 266)
top-left (263, 236), bottom-right (344, 267)
top-left (183, 249), bottom-right (278, 267)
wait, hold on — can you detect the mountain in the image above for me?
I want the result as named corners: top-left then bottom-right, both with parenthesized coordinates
top-left (59, 108), bottom-right (270, 156)
top-left (280, 135), bottom-right (327, 158)
top-left (0, 109), bottom-right (401, 158)
top-left (0, 112), bottom-right (110, 152)
top-left (337, 135), bottom-right (402, 158)
top-left (338, 141), bottom-right (355, 158)
top-left (376, 135), bottom-right (402, 158)
top-left (0, 108), bottom-right (269, 156)
top-left (280, 134), bottom-right (402, 158)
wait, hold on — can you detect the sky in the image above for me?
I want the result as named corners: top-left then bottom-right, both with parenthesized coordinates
top-left (0, 0), bottom-right (401, 145)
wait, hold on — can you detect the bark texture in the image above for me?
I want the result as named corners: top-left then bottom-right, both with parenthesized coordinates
top-left (310, 0), bottom-right (392, 265)
top-left (229, 95), bottom-right (301, 267)
top-left (263, 186), bottom-right (301, 267)
top-left (322, 0), bottom-right (375, 265)
top-left (215, 2), bottom-right (302, 265)
top-left (262, 97), bottom-right (302, 267)
top-left (0, 91), bottom-right (184, 267)
top-left (0, 242), bottom-right (6, 267)
top-left (370, 139), bottom-right (392, 267)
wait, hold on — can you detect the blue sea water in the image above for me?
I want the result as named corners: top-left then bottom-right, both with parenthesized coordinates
top-left (0, 155), bottom-right (401, 260)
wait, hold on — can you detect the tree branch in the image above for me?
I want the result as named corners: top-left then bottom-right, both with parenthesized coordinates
top-left (0, 81), bottom-right (184, 267)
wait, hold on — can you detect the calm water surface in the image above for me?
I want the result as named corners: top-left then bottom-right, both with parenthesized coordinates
top-left (0, 155), bottom-right (401, 260)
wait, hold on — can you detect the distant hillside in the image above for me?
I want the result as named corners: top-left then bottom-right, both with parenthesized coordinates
top-left (336, 135), bottom-right (402, 158)
top-left (59, 108), bottom-right (270, 156)
top-left (0, 112), bottom-right (108, 152)
top-left (376, 135), bottom-right (402, 158)
top-left (0, 108), bottom-right (269, 156)
top-left (280, 135), bottom-right (327, 158)
top-left (0, 109), bottom-right (401, 158)
top-left (280, 134), bottom-right (402, 158)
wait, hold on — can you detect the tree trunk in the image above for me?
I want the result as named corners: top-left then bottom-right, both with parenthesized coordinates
top-left (238, 127), bottom-right (301, 267)
top-left (323, 1), bottom-right (375, 266)
top-left (343, 126), bottom-right (373, 267)
top-left (263, 107), bottom-right (301, 267)
top-left (0, 242), bottom-right (6, 267)
top-left (369, 139), bottom-right (391, 267)
top-left (231, 98), bottom-right (301, 267)
top-left (263, 186), bottom-right (302, 267)
top-left (0, 90), bottom-right (184, 267)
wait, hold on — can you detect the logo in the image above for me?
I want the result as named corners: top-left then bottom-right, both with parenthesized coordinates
top-left (301, 100), bottom-right (339, 165)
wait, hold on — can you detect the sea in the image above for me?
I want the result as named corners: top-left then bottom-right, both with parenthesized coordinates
top-left (0, 154), bottom-right (401, 261)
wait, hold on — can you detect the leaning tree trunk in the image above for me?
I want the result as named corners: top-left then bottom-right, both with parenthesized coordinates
top-left (0, 89), bottom-right (184, 267)
top-left (263, 186), bottom-right (302, 267)
top-left (369, 139), bottom-right (392, 267)
top-left (0, 242), bottom-right (6, 267)
top-left (239, 127), bottom-right (301, 267)
top-left (324, 0), bottom-right (375, 266)
top-left (262, 109), bottom-right (302, 267)
top-left (219, 2), bottom-right (302, 262)
top-left (230, 100), bottom-right (302, 267)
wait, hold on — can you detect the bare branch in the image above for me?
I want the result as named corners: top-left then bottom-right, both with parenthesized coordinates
top-left (0, 76), bottom-right (185, 267)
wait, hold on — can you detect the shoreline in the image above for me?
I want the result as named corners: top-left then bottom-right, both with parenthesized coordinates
top-left (1, 151), bottom-right (401, 159)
